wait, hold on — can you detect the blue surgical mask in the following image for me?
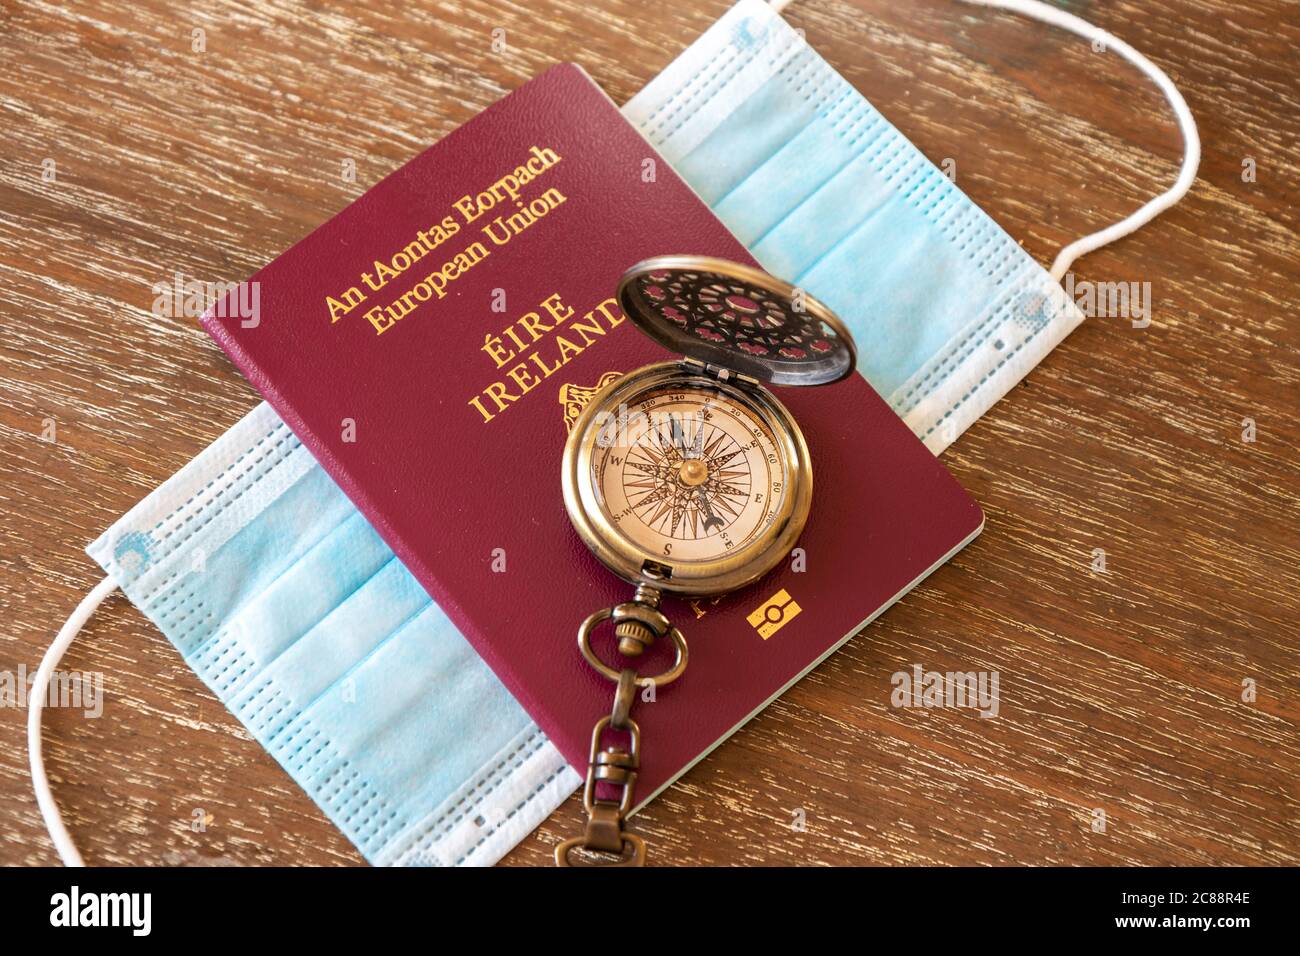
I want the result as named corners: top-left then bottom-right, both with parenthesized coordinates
top-left (78, 404), bottom-right (580, 866)
top-left (31, 0), bottom-right (1195, 866)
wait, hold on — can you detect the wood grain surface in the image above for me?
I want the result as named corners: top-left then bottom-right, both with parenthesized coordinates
top-left (1, 0), bottom-right (1296, 867)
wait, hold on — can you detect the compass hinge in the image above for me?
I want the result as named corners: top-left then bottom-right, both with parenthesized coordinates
top-left (679, 356), bottom-right (761, 389)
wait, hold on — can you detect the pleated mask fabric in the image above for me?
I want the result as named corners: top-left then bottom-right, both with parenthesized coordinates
top-left (87, 403), bottom-right (580, 866)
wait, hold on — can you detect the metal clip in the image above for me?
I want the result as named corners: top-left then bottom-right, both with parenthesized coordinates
top-left (557, 586), bottom-right (689, 867)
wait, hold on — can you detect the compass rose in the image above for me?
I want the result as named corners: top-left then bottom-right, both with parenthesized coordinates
top-left (623, 412), bottom-right (752, 540)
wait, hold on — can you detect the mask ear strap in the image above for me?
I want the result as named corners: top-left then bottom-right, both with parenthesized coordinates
top-left (769, 0), bottom-right (1200, 283)
top-left (28, 575), bottom-right (118, 867)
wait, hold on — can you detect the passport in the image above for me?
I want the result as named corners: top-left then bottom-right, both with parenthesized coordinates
top-left (202, 64), bottom-right (984, 812)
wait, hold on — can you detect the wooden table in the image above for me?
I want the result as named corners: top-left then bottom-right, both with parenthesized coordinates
top-left (2, 0), bottom-right (1296, 867)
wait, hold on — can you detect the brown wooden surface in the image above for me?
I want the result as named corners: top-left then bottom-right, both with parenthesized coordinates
top-left (1, 0), bottom-right (1296, 867)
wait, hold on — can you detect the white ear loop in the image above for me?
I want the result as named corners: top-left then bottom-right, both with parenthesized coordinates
top-left (28, 575), bottom-right (118, 866)
top-left (769, 0), bottom-right (1200, 282)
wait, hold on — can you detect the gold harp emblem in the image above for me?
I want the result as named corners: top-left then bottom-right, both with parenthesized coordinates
top-left (559, 371), bottom-right (621, 433)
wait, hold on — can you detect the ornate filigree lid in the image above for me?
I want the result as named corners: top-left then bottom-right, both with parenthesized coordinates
top-left (616, 256), bottom-right (856, 387)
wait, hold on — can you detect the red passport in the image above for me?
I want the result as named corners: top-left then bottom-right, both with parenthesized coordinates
top-left (202, 64), bottom-right (984, 808)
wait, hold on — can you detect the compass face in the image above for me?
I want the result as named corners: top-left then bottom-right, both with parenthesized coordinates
top-left (590, 382), bottom-right (788, 564)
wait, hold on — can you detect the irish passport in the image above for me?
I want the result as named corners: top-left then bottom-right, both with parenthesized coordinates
top-left (202, 64), bottom-right (984, 810)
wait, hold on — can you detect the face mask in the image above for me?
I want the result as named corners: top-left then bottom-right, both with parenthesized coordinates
top-left (30, 0), bottom-right (1195, 866)
top-left (74, 404), bottom-right (579, 866)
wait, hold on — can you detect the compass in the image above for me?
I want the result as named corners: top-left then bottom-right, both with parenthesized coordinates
top-left (556, 255), bottom-right (856, 867)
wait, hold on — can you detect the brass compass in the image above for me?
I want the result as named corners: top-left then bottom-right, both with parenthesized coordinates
top-left (556, 256), bottom-right (856, 866)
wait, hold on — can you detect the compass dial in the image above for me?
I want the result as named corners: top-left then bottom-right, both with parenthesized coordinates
top-left (590, 382), bottom-right (787, 564)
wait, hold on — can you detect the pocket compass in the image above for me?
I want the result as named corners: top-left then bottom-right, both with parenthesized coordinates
top-left (556, 255), bottom-right (856, 866)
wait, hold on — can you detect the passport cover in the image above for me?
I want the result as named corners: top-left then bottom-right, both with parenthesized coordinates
top-left (202, 63), bottom-right (985, 809)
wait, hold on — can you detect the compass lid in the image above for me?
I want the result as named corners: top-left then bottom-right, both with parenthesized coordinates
top-left (616, 255), bottom-right (857, 387)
